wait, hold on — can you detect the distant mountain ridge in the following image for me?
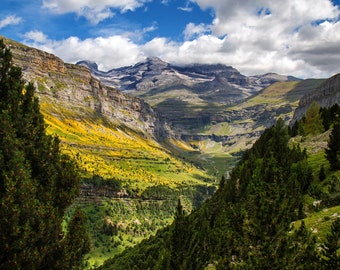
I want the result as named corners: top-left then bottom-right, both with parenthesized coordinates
top-left (78, 57), bottom-right (331, 160)
top-left (78, 57), bottom-right (301, 104)
top-left (78, 57), bottom-right (303, 141)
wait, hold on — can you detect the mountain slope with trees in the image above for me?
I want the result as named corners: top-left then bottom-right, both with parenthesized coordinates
top-left (1, 36), bottom-right (339, 268)
top-left (0, 40), bottom-right (90, 269)
top-left (100, 112), bottom-right (340, 269)
top-left (1, 36), bottom-right (216, 267)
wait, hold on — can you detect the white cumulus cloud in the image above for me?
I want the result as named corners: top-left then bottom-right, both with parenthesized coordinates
top-left (183, 23), bottom-right (211, 40)
top-left (23, 31), bottom-right (49, 44)
top-left (186, 0), bottom-right (340, 77)
top-left (42, 0), bottom-right (149, 24)
top-left (23, 0), bottom-right (340, 78)
top-left (0, 15), bottom-right (22, 29)
top-left (23, 32), bottom-right (145, 70)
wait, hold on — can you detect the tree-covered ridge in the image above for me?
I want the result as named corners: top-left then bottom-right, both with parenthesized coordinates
top-left (290, 102), bottom-right (340, 137)
top-left (100, 117), bottom-right (340, 269)
top-left (0, 39), bottom-right (90, 269)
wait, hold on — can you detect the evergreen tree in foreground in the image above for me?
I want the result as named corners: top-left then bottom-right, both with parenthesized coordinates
top-left (325, 123), bottom-right (340, 170)
top-left (0, 39), bottom-right (89, 269)
top-left (170, 199), bottom-right (187, 270)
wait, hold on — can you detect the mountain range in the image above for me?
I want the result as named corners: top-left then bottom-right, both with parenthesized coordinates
top-left (78, 57), bottom-right (336, 164)
top-left (78, 57), bottom-right (302, 130)
top-left (3, 35), bottom-right (340, 268)
top-left (78, 57), bottom-right (300, 100)
top-left (7, 33), bottom-right (340, 182)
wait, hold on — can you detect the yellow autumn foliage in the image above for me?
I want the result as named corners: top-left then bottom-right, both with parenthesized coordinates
top-left (39, 99), bottom-right (212, 192)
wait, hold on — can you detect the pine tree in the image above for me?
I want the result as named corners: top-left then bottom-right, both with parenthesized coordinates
top-left (285, 221), bottom-right (319, 269)
top-left (219, 175), bottom-right (225, 189)
top-left (325, 123), bottom-right (340, 170)
top-left (0, 111), bottom-right (40, 269)
top-left (319, 165), bottom-right (326, 182)
top-left (320, 218), bottom-right (340, 269)
top-left (302, 101), bottom-right (324, 135)
top-left (54, 208), bottom-right (91, 270)
top-left (170, 198), bottom-right (187, 270)
top-left (0, 39), bottom-right (88, 269)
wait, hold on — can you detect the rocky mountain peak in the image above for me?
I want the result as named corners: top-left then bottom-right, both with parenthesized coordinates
top-left (144, 56), bottom-right (168, 67)
top-left (173, 63), bottom-right (237, 75)
top-left (249, 73), bottom-right (301, 87)
top-left (77, 60), bottom-right (99, 71)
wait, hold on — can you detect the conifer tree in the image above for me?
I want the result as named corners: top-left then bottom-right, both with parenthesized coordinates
top-left (219, 175), bottom-right (225, 189)
top-left (286, 221), bottom-right (319, 269)
top-left (0, 39), bottom-right (89, 269)
top-left (319, 165), bottom-right (326, 181)
top-left (325, 123), bottom-right (340, 170)
top-left (170, 198), bottom-right (187, 270)
top-left (320, 218), bottom-right (340, 269)
top-left (302, 101), bottom-right (324, 135)
top-left (54, 208), bottom-right (91, 270)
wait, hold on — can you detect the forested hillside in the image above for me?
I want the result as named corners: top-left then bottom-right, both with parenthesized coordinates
top-left (100, 108), bottom-right (340, 269)
top-left (0, 40), bottom-right (90, 269)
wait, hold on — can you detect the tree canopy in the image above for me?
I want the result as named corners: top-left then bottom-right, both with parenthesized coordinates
top-left (0, 39), bottom-right (89, 269)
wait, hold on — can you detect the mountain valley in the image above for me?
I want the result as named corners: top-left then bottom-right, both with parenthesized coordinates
top-left (3, 37), bottom-right (217, 266)
top-left (81, 57), bottom-right (327, 174)
top-left (2, 36), bottom-right (340, 268)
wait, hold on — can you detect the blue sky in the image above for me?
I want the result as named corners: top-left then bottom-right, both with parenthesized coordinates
top-left (1, 0), bottom-right (340, 78)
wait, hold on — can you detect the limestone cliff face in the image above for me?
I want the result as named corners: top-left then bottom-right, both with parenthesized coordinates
top-left (4, 37), bottom-right (170, 140)
top-left (292, 73), bottom-right (340, 123)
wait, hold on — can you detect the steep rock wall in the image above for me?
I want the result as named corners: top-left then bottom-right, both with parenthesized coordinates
top-left (292, 73), bottom-right (340, 123)
top-left (4, 37), bottom-right (171, 140)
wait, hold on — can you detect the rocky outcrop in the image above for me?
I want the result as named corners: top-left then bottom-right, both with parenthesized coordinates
top-left (292, 73), bottom-right (340, 123)
top-left (79, 184), bottom-right (129, 204)
top-left (181, 131), bottom-right (263, 145)
top-left (249, 73), bottom-right (300, 87)
top-left (4, 37), bottom-right (171, 140)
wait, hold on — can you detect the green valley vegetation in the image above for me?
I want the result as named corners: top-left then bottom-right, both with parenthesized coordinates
top-left (2, 36), bottom-right (340, 269)
top-left (78, 178), bottom-right (215, 268)
top-left (99, 112), bottom-right (340, 269)
top-left (0, 39), bottom-right (90, 269)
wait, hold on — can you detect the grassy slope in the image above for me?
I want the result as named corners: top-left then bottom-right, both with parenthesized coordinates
top-left (40, 98), bottom-right (212, 190)
top-left (231, 79), bottom-right (325, 109)
top-left (39, 96), bottom-right (215, 267)
top-left (290, 130), bottom-right (340, 245)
